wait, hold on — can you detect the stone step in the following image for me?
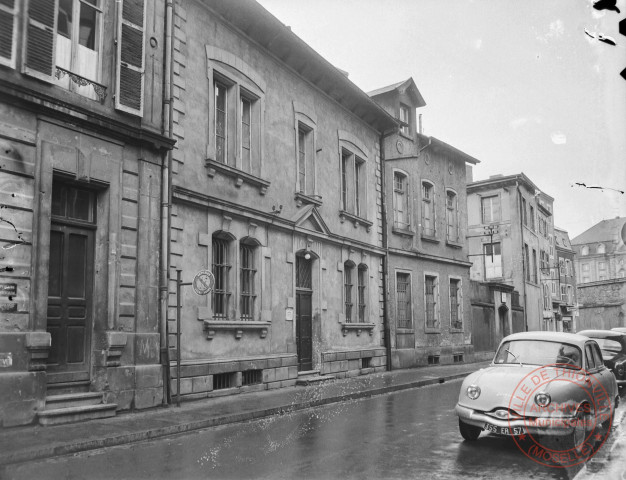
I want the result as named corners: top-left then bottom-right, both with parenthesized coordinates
top-left (38, 404), bottom-right (117, 426)
top-left (295, 374), bottom-right (335, 386)
top-left (46, 380), bottom-right (91, 396)
top-left (44, 392), bottom-right (104, 410)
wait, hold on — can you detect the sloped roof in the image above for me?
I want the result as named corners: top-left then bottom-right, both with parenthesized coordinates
top-left (367, 78), bottom-right (426, 108)
top-left (416, 133), bottom-right (480, 165)
top-left (571, 217), bottom-right (626, 245)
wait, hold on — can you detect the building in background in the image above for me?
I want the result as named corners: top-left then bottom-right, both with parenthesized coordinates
top-left (369, 79), bottom-right (478, 368)
top-left (553, 227), bottom-right (577, 332)
top-left (467, 173), bottom-right (555, 336)
top-left (572, 217), bottom-right (626, 330)
top-left (0, 0), bottom-right (174, 426)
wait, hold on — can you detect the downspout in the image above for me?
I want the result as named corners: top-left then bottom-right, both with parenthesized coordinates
top-left (380, 129), bottom-right (395, 371)
top-left (515, 180), bottom-right (528, 331)
top-left (160, 0), bottom-right (175, 405)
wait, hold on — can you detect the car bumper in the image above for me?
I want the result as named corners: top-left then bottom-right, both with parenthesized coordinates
top-left (456, 404), bottom-right (577, 436)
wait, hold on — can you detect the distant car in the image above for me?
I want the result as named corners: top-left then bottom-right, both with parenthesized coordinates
top-left (456, 331), bottom-right (618, 446)
top-left (578, 330), bottom-right (626, 386)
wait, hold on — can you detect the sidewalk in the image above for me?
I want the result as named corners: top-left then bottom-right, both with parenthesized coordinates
top-left (0, 360), bottom-right (489, 467)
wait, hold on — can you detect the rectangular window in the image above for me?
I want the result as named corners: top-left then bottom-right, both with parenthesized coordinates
top-left (240, 244), bottom-right (256, 320)
top-left (355, 158), bottom-right (364, 217)
top-left (450, 279), bottom-right (461, 329)
top-left (241, 96), bottom-right (252, 172)
top-left (215, 82), bottom-right (227, 164)
top-left (484, 242), bottom-right (502, 278)
top-left (400, 104), bottom-right (410, 136)
top-left (212, 237), bottom-right (231, 319)
top-left (530, 205), bottom-right (535, 230)
top-left (525, 244), bottom-right (530, 282)
top-left (446, 191), bottom-right (458, 242)
top-left (0, 0), bottom-right (18, 68)
top-left (522, 198), bottom-right (527, 226)
top-left (298, 127), bottom-right (306, 194)
top-left (393, 172), bottom-right (409, 229)
top-left (560, 284), bottom-right (567, 302)
top-left (425, 275), bottom-right (438, 329)
top-left (396, 272), bottom-right (412, 329)
top-left (481, 195), bottom-right (500, 223)
top-left (339, 150), bottom-right (366, 218)
top-left (532, 248), bottom-right (538, 283)
top-left (341, 152), bottom-right (349, 211)
top-left (422, 183), bottom-right (435, 237)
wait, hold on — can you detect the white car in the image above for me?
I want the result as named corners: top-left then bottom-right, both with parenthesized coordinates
top-left (456, 331), bottom-right (619, 448)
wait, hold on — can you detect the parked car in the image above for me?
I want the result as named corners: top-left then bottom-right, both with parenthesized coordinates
top-left (578, 330), bottom-right (626, 386)
top-left (456, 331), bottom-right (618, 446)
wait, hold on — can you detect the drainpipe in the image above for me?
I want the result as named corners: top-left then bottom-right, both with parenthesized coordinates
top-left (380, 128), bottom-right (395, 371)
top-left (515, 180), bottom-right (528, 331)
top-left (160, 0), bottom-right (175, 405)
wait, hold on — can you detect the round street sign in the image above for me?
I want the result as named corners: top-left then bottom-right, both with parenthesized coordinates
top-left (192, 270), bottom-right (215, 295)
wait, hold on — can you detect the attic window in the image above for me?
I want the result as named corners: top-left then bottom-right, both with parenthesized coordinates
top-left (400, 104), bottom-right (411, 136)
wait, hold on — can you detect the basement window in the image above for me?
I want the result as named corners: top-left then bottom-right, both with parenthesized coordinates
top-left (242, 369), bottom-right (262, 386)
top-left (453, 353), bottom-right (464, 363)
top-left (361, 357), bottom-right (372, 369)
top-left (213, 372), bottom-right (235, 390)
top-left (428, 355), bottom-right (440, 365)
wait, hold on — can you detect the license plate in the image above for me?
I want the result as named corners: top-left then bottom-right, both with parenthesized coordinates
top-left (483, 423), bottom-right (526, 436)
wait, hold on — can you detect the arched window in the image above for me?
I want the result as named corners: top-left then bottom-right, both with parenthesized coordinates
top-left (357, 264), bottom-right (368, 323)
top-left (446, 190), bottom-right (459, 242)
top-left (393, 171), bottom-right (410, 229)
top-left (212, 232), bottom-right (235, 319)
top-left (581, 246), bottom-right (589, 256)
top-left (421, 181), bottom-right (435, 237)
top-left (344, 261), bottom-right (355, 323)
top-left (240, 238), bottom-right (260, 320)
top-left (597, 243), bottom-right (605, 254)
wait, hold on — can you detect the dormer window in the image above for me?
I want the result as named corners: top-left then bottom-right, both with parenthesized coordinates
top-left (399, 104), bottom-right (411, 136)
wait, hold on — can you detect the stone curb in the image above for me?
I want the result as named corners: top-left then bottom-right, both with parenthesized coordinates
top-left (0, 371), bottom-right (470, 466)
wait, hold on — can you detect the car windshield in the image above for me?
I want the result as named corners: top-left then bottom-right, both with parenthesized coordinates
top-left (494, 340), bottom-right (582, 368)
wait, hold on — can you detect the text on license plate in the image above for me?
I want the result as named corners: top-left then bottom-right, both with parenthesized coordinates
top-left (483, 423), bottom-right (526, 436)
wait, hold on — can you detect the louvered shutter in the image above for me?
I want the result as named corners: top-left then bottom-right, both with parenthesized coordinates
top-left (0, 0), bottom-right (18, 68)
top-left (22, 0), bottom-right (58, 81)
top-left (115, 0), bottom-right (146, 116)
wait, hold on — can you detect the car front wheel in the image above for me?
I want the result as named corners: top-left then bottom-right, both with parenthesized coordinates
top-left (459, 419), bottom-right (482, 441)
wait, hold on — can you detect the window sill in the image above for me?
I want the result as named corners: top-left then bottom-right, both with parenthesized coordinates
top-left (392, 226), bottom-right (415, 237)
top-left (421, 234), bottom-right (439, 244)
top-left (340, 322), bottom-right (375, 336)
top-left (397, 328), bottom-right (415, 334)
top-left (205, 159), bottom-right (271, 195)
top-left (204, 320), bottom-right (271, 340)
top-left (295, 192), bottom-right (323, 208)
top-left (446, 239), bottom-right (463, 248)
top-left (339, 211), bottom-right (373, 232)
top-left (425, 324), bottom-right (441, 334)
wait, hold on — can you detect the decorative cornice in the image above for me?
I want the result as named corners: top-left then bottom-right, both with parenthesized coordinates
top-left (205, 159), bottom-right (270, 195)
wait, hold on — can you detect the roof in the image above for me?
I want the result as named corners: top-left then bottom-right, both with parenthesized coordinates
top-left (502, 331), bottom-right (590, 346)
top-left (578, 330), bottom-right (626, 341)
top-left (554, 227), bottom-right (573, 251)
top-left (571, 217), bottom-right (626, 246)
top-left (367, 78), bottom-right (426, 108)
top-left (204, 0), bottom-right (398, 132)
top-left (468, 173), bottom-right (553, 201)
top-left (416, 133), bottom-right (480, 165)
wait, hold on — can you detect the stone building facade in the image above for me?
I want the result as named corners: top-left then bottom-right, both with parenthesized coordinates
top-left (0, 0), bottom-right (174, 426)
top-left (369, 79), bottom-right (477, 368)
top-left (467, 173), bottom-right (554, 333)
top-left (554, 227), bottom-right (577, 332)
top-left (166, 0), bottom-right (397, 401)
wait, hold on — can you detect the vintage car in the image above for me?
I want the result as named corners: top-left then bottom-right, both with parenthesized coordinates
top-left (456, 332), bottom-right (619, 444)
top-left (579, 330), bottom-right (626, 386)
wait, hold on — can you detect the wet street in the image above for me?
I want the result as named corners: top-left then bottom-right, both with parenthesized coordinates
top-left (4, 379), bottom-right (623, 480)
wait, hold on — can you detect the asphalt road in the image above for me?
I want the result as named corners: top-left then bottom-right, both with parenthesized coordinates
top-left (4, 379), bottom-right (624, 480)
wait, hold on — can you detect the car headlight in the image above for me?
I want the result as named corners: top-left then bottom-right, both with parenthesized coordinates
top-left (616, 363), bottom-right (625, 377)
top-left (535, 392), bottom-right (551, 407)
top-left (467, 385), bottom-right (481, 400)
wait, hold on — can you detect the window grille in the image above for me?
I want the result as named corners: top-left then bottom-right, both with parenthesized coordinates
top-left (242, 370), bottom-right (262, 386)
top-left (344, 262), bottom-right (354, 323)
top-left (240, 243), bottom-right (256, 320)
top-left (357, 265), bottom-right (367, 323)
top-left (213, 372), bottom-right (234, 390)
top-left (361, 357), bottom-right (372, 369)
top-left (296, 255), bottom-right (312, 290)
top-left (396, 273), bottom-right (412, 328)
top-left (212, 236), bottom-right (231, 319)
top-left (425, 276), bottom-right (437, 328)
top-left (450, 279), bottom-right (461, 329)
top-left (428, 355), bottom-right (440, 365)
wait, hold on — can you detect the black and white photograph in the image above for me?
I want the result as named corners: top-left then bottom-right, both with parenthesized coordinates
top-left (0, 0), bottom-right (625, 478)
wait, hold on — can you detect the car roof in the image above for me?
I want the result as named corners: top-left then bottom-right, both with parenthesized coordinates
top-left (578, 329), bottom-right (626, 340)
top-left (501, 331), bottom-right (591, 346)
top-left (612, 327), bottom-right (626, 333)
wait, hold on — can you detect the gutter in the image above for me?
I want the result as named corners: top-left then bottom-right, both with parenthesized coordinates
top-left (160, 0), bottom-right (175, 405)
top-left (515, 180), bottom-right (529, 331)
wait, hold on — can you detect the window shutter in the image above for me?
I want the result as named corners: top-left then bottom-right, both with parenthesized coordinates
top-left (0, 0), bottom-right (18, 68)
top-left (22, 0), bottom-right (58, 81)
top-left (115, 0), bottom-right (146, 116)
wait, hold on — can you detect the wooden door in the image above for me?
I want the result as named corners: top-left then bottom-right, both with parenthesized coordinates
top-left (296, 291), bottom-right (313, 371)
